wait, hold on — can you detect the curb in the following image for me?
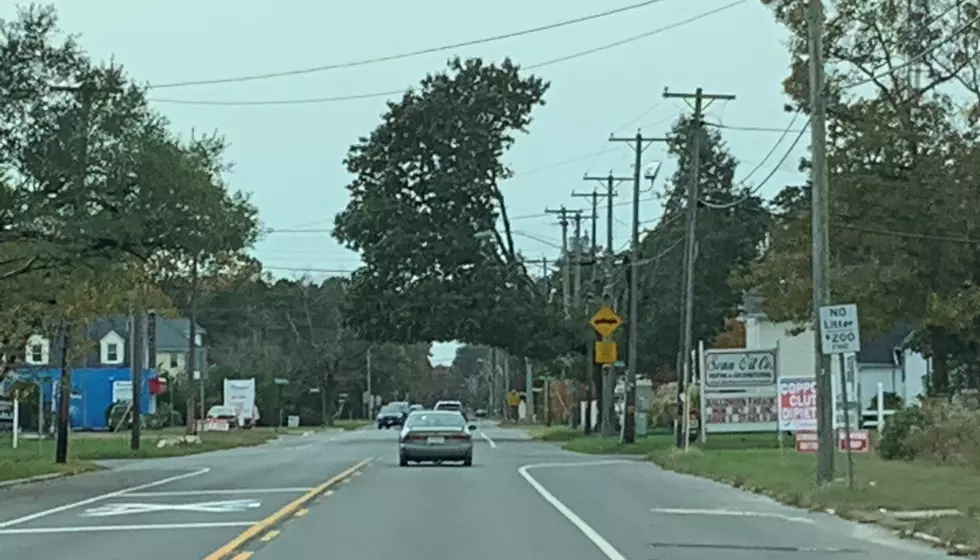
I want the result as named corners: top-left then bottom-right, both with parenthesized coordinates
top-left (203, 456), bottom-right (373, 560)
top-left (0, 472), bottom-right (65, 489)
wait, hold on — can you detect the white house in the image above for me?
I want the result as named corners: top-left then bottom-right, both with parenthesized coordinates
top-left (741, 294), bottom-right (929, 408)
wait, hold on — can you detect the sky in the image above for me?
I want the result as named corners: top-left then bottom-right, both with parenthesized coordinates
top-left (14, 0), bottom-right (808, 366)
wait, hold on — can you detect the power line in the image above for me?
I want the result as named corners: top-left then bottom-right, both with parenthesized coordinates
top-left (148, 0), bottom-right (748, 106)
top-left (148, 0), bottom-right (673, 90)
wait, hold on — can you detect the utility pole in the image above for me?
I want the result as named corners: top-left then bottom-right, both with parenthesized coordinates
top-left (581, 173), bottom-right (628, 436)
top-left (130, 310), bottom-right (144, 450)
top-left (366, 345), bottom-right (373, 419)
top-left (806, 0), bottom-right (835, 483)
top-left (572, 213), bottom-right (583, 310)
top-left (545, 207), bottom-right (582, 318)
top-left (571, 190), bottom-right (603, 434)
top-left (545, 206), bottom-right (582, 426)
top-left (663, 87), bottom-right (736, 448)
top-left (186, 256), bottom-right (200, 435)
top-left (609, 131), bottom-right (666, 443)
top-left (49, 81), bottom-right (122, 464)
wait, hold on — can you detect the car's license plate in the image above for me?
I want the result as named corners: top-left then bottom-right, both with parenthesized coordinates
top-left (427, 436), bottom-right (445, 444)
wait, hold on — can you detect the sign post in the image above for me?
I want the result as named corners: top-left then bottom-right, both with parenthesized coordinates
top-left (818, 303), bottom-right (860, 489)
top-left (273, 377), bottom-right (289, 432)
top-left (590, 306), bottom-right (622, 435)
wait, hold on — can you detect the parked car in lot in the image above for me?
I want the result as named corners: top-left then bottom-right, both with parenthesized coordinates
top-left (398, 410), bottom-right (476, 467)
top-left (205, 405), bottom-right (240, 429)
top-left (377, 404), bottom-right (406, 429)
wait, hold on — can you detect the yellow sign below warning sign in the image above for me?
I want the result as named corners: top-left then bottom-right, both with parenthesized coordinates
top-left (507, 390), bottom-right (521, 407)
top-left (595, 341), bottom-right (617, 364)
top-left (590, 306), bottom-right (623, 338)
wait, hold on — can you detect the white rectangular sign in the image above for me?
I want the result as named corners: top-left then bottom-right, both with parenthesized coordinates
top-left (703, 349), bottom-right (777, 388)
top-left (819, 304), bottom-right (861, 354)
top-left (223, 378), bottom-right (256, 420)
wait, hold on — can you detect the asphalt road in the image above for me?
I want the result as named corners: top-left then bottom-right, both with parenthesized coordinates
top-left (0, 423), bottom-right (953, 560)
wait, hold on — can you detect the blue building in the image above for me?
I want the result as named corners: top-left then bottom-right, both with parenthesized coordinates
top-left (6, 368), bottom-right (158, 431)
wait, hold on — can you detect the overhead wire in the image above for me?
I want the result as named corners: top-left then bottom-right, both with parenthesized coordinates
top-left (148, 0), bottom-right (749, 106)
top-left (147, 0), bottom-right (674, 90)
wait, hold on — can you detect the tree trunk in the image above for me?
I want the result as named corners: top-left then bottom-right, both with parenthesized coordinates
top-left (323, 371), bottom-right (336, 427)
top-left (929, 326), bottom-right (951, 397)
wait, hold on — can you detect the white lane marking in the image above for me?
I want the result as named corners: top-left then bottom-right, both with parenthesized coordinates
top-left (523, 459), bottom-right (635, 469)
top-left (82, 499), bottom-right (262, 517)
top-left (649, 508), bottom-right (814, 524)
top-left (294, 444), bottom-right (313, 450)
top-left (0, 521), bottom-right (257, 534)
top-left (480, 432), bottom-right (497, 448)
top-left (519, 462), bottom-right (630, 560)
top-left (0, 468), bottom-right (210, 529)
top-left (125, 488), bottom-right (313, 497)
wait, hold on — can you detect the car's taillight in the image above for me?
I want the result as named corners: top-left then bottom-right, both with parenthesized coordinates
top-left (447, 433), bottom-right (471, 440)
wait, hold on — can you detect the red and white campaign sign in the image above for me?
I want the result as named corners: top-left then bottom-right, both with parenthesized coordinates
top-left (795, 431), bottom-right (818, 453)
top-left (778, 377), bottom-right (817, 432)
top-left (838, 429), bottom-right (870, 452)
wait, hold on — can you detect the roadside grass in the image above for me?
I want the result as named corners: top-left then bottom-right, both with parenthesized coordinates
top-left (332, 419), bottom-right (371, 431)
top-left (528, 425), bottom-right (980, 550)
top-left (650, 446), bottom-right (980, 549)
top-left (0, 428), bottom-right (276, 482)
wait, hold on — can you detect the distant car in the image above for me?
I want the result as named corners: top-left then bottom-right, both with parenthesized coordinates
top-left (205, 405), bottom-right (239, 429)
top-left (474, 409), bottom-right (487, 418)
top-left (433, 400), bottom-right (467, 420)
top-left (399, 410), bottom-right (476, 467)
top-left (377, 404), bottom-right (406, 429)
top-left (409, 404), bottom-right (424, 413)
top-left (389, 401), bottom-right (411, 419)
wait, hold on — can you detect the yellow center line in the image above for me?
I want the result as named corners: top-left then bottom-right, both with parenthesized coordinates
top-left (231, 552), bottom-right (253, 560)
top-left (203, 457), bottom-right (373, 560)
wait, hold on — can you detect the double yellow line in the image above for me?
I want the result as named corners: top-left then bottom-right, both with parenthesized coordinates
top-left (204, 457), bottom-right (373, 560)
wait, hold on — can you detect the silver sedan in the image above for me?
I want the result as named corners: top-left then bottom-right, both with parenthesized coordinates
top-left (398, 410), bottom-right (475, 467)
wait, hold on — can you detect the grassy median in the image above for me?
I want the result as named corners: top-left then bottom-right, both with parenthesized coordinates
top-left (0, 428), bottom-right (277, 482)
top-left (529, 426), bottom-right (980, 550)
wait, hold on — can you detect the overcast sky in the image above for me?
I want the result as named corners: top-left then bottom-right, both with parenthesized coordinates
top-left (19, 0), bottom-right (807, 366)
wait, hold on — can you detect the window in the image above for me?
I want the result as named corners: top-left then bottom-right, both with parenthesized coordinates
top-left (169, 354), bottom-right (179, 368)
top-left (106, 343), bottom-right (119, 362)
top-left (29, 344), bottom-right (43, 363)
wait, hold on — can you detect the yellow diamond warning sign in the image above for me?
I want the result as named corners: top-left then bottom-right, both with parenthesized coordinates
top-left (590, 306), bottom-right (623, 338)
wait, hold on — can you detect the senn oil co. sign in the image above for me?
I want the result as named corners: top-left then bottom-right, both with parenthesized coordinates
top-left (704, 350), bottom-right (777, 388)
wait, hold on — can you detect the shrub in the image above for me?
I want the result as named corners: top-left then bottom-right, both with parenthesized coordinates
top-left (878, 405), bottom-right (925, 460)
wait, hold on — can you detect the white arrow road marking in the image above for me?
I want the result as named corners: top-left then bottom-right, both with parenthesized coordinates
top-left (82, 499), bottom-right (261, 517)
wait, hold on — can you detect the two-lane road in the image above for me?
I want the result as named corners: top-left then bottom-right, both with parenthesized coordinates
top-left (0, 423), bottom-right (950, 560)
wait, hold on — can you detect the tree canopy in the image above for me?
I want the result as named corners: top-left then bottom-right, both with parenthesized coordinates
top-left (333, 57), bottom-right (575, 359)
top-left (743, 0), bottom-right (980, 393)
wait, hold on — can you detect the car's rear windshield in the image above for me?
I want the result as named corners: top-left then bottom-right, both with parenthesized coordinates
top-left (380, 405), bottom-right (399, 413)
top-left (435, 402), bottom-right (461, 410)
top-left (406, 413), bottom-right (465, 428)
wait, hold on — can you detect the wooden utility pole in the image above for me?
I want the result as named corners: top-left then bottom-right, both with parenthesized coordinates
top-left (571, 190), bottom-right (603, 434)
top-left (544, 207), bottom-right (583, 318)
top-left (130, 310), bottom-right (144, 450)
top-left (663, 87), bottom-right (736, 448)
top-left (806, 0), bottom-right (835, 483)
top-left (48, 81), bottom-right (122, 464)
top-left (608, 132), bottom-right (667, 443)
top-left (580, 174), bottom-right (628, 436)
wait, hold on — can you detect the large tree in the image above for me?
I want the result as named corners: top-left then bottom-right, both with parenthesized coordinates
top-left (748, 0), bottom-right (980, 393)
top-left (635, 116), bottom-right (770, 377)
top-left (333, 57), bottom-right (575, 360)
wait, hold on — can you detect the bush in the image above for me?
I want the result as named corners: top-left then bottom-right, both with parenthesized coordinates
top-left (878, 405), bottom-right (925, 460)
top-left (880, 399), bottom-right (980, 467)
top-left (907, 400), bottom-right (980, 467)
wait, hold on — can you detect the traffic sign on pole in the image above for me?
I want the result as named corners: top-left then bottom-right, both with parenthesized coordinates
top-left (818, 304), bottom-right (860, 354)
top-left (590, 306), bottom-right (623, 338)
top-left (594, 341), bottom-right (617, 364)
